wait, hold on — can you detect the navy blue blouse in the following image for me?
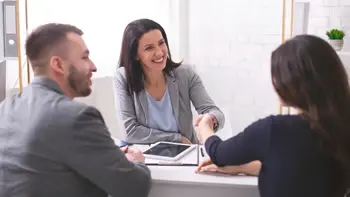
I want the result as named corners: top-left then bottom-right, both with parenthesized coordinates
top-left (205, 115), bottom-right (337, 197)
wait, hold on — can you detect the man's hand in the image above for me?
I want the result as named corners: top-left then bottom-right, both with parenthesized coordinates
top-left (121, 146), bottom-right (145, 163)
top-left (181, 136), bottom-right (191, 144)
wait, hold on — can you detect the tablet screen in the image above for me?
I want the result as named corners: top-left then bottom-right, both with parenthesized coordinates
top-left (143, 142), bottom-right (191, 158)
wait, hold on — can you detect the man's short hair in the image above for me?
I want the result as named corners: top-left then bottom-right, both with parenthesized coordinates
top-left (25, 23), bottom-right (83, 73)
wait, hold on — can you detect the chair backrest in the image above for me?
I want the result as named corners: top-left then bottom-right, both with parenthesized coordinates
top-left (74, 76), bottom-right (125, 144)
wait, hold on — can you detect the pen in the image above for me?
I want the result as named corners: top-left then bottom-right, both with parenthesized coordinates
top-left (121, 146), bottom-right (128, 153)
top-left (125, 146), bottom-right (129, 153)
top-left (200, 147), bottom-right (205, 157)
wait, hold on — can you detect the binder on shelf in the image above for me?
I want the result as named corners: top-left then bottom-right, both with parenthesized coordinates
top-left (0, 0), bottom-right (18, 58)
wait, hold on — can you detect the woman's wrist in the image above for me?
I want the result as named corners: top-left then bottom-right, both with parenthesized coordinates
top-left (200, 125), bottom-right (215, 142)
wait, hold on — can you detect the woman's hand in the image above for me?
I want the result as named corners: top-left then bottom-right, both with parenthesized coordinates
top-left (181, 136), bottom-right (192, 144)
top-left (195, 158), bottom-right (241, 175)
top-left (195, 158), bottom-right (214, 173)
top-left (194, 114), bottom-right (216, 144)
top-left (193, 113), bottom-right (216, 128)
top-left (196, 158), bottom-right (261, 176)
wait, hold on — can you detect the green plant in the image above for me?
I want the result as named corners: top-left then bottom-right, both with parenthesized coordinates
top-left (326, 29), bottom-right (345, 40)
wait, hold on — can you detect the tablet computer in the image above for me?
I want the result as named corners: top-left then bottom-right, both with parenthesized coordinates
top-left (142, 141), bottom-right (196, 161)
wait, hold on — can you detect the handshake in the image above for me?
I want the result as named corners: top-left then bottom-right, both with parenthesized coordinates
top-left (192, 113), bottom-right (217, 144)
top-left (182, 113), bottom-right (217, 144)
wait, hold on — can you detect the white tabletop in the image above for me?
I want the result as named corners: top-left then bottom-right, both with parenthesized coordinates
top-left (135, 144), bottom-right (258, 188)
top-left (149, 165), bottom-right (258, 187)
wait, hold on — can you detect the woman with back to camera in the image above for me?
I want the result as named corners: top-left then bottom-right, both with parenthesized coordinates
top-left (195, 34), bottom-right (350, 197)
top-left (114, 18), bottom-right (225, 146)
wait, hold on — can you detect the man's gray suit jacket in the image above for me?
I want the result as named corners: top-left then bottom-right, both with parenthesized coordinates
top-left (0, 76), bottom-right (151, 197)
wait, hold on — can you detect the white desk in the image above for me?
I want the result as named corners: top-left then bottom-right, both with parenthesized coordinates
top-left (136, 145), bottom-right (260, 197)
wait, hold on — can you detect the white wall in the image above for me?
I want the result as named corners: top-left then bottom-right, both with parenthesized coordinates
top-left (187, 0), bottom-right (350, 132)
top-left (6, 0), bottom-right (184, 89)
top-left (5, 0), bottom-right (350, 134)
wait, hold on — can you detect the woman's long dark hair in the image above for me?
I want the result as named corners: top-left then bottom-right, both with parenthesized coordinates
top-left (118, 18), bottom-right (181, 94)
top-left (271, 34), bottom-right (350, 196)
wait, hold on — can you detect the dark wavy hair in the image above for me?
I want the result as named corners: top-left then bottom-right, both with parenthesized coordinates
top-left (271, 34), bottom-right (350, 196)
top-left (118, 18), bottom-right (181, 94)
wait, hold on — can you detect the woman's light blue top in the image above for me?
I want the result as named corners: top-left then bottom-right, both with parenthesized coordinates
top-left (146, 87), bottom-right (179, 133)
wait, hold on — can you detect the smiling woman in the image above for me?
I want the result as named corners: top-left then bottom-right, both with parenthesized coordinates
top-left (114, 18), bottom-right (225, 146)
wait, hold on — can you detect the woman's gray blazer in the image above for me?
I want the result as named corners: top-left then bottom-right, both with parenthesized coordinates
top-left (113, 64), bottom-right (225, 144)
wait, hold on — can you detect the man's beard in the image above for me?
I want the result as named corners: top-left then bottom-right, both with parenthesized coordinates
top-left (67, 65), bottom-right (92, 97)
